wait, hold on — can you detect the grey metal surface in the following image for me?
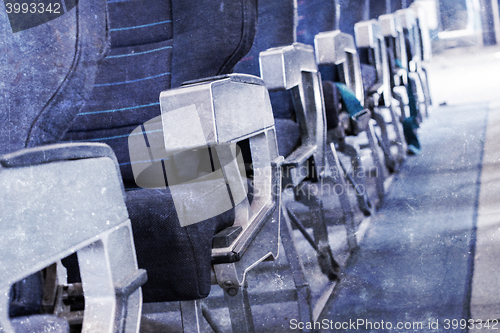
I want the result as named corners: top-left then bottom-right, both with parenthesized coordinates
top-left (0, 146), bottom-right (143, 333)
top-left (260, 43), bottom-right (326, 188)
top-left (396, 8), bottom-right (417, 31)
top-left (354, 19), bottom-right (380, 49)
top-left (158, 74), bottom-right (282, 331)
top-left (397, 8), bottom-right (422, 70)
top-left (259, 43), bottom-right (317, 92)
top-left (314, 31), bottom-right (365, 104)
top-left (410, 3), bottom-right (433, 62)
top-left (379, 13), bottom-right (398, 38)
top-left (158, 74), bottom-right (281, 269)
top-left (354, 19), bottom-right (392, 105)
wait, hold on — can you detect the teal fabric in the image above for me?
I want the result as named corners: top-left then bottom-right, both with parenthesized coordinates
top-left (334, 82), bottom-right (364, 117)
top-left (402, 118), bottom-right (421, 155)
top-left (395, 60), bottom-right (421, 154)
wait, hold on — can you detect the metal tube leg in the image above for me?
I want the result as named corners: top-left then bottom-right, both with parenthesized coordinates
top-left (294, 183), bottom-right (340, 281)
top-left (418, 69), bottom-right (431, 117)
top-left (392, 89), bottom-right (408, 121)
top-left (201, 303), bottom-right (226, 333)
top-left (366, 121), bottom-right (386, 202)
top-left (388, 103), bottom-right (407, 165)
top-left (280, 207), bottom-right (313, 331)
top-left (327, 144), bottom-right (357, 250)
top-left (309, 197), bottom-right (341, 280)
top-left (371, 111), bottom-right (396, 173)
top-left (342, 144), bottom-right (372, 216)
top-left (421, 66), bottom-right (432, 108)
top-left (224, 280), bottom-right (255, 333)
top-left (180, 300), bottom-right (203, 333)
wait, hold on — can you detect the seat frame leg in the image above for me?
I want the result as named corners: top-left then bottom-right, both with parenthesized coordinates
top-left (280, 207), bottom-right (313, 333)
top-left (340, 143), bottom-right (373, 216)
top-left (223, 280), bottom-right (255, 333)
top-left (180, 300), bottom-right (203, 333)
top-left (371, 110), bottom-right (396, 173)
top-left (365, 121), bottom-right (387, 202)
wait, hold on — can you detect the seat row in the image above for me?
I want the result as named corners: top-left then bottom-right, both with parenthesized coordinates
top-left (0, 0), bottom-right (434, 332)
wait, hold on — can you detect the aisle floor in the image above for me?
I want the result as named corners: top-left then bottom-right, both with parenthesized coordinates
top-left (318, 45), bottom-right (500, 332)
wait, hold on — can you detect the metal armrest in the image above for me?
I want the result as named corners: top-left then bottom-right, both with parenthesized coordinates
top-left (260, 43), bottom-right (327, 187)
top-left (283, 145), bottom-right (317, 169)
top-left (396, 9), bottom-right (422, 67)
top-left (315, 31), bottom-right (365, 104)
top-left (355, 20), bottom-right (392, 106)
top-left (368, 82), bottom-right (384, 95)
top-left (379, 13), bottom-right (409, 73)
top-left (0, 143), bottom-right (143, 333)
top-left (156, 74), bottom-right (281, 264)
top-left (0, 143), bottom-right (124, 194)
top-left (379, 13), bottom-right (399, 38)
top-left (212, 156), bottom-right (283, 264)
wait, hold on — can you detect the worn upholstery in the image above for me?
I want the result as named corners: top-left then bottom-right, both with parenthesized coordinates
top-left (296, 0), bottom-right (336, 46)
top-left (234, 0), bottom-right (302, 157)
top-left (126, 188), bottom-right (234, 302)
top-left (360, 63), bottom-right (378, 93)
top-left (0, 0), bottom-right (107, 155)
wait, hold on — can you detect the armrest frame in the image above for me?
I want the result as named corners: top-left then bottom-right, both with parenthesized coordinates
top-left (260, 43), bottom-right (327, 187)
top-left (354, 19), bottom-right (392, 107)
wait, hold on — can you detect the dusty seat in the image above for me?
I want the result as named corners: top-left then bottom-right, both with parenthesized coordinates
top-left (1, 0), bottom-right (145, 332)
top-left (62, 0), bottom-right (260, 304)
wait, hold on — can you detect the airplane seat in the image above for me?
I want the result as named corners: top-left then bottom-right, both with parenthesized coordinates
top-left (233, 0), bottom-right (368, 325)
top-left (354, 19), bottom-right (407, 169)
top-left (1, 0), bottom-right (145, 331)
top-left (60, 1), bottom-right (285, 332)
top-left (379, 12), bottom-right (423, 154)
top-left (233, 1), bottom-right (301, 159)
top-left (62, 0), bottom-right (263, 305)
top-left (297, 0), bottom-right (389, 206)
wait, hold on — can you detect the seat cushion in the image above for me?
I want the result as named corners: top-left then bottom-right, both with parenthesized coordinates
top-left (11, 315), bottom-right (69, 333)
top-left (274, 119), bottom-right (301, 158)
top-left (360, 63), bottom-right (377, 92)
top-left (126, 188), bottom-right (234, 302)
top-left (322, 80), bottom-right (341, 130)
top-left (9, 272), bottom-right (44, 318)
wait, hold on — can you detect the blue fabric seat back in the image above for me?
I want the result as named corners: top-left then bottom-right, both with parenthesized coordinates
top-left (233, 0), bottom-right (301, 157)
top-left (0, 0), bottom-right (107, 155)
top-left (64, 0), bottom-right (257, 188)
top-left (296, 0), bottom-right (336, 46)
